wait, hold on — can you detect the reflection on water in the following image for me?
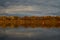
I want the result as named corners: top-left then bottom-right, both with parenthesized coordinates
top-left (0, 27), bottom-right (60, 40)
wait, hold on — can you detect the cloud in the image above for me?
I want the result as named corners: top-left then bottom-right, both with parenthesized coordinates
top-left (1, 5), bottom-right (60, 13)
top-left (0, 5), bottom-right (36, 13)
top-left (0, 0), bottom-right (42, 7)
top-left (6, 6), bottom-right (34, 13)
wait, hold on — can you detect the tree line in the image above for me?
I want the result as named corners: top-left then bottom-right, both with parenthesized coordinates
top-left (0, 16), bottom-right (60, 28)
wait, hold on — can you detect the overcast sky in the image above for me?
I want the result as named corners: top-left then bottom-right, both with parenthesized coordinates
top-left (0, 0), bottom-right (60, 16)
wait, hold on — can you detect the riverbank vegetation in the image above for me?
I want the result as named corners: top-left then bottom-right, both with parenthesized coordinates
top-left (0, 16), bottom-right (60, 28)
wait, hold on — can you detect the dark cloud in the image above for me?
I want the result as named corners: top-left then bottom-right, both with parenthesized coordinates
top-left (0, 0), bottom-right (60, 7)
top-left (0, 0), bottom-right (40, 7)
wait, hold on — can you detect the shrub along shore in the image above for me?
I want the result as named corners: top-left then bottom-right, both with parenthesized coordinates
top-left (0, 16), bottom-right (60, 28)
